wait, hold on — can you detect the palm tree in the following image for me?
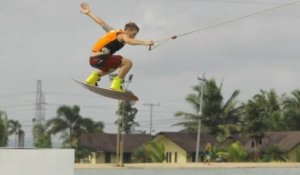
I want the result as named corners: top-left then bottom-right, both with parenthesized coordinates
top-left (80, 118), bottom-right (104, 133)
top-left (145, 141), bottom-right (165, 162)
top-left (174, 78), bottom-right (242, 141)
top-left (260, 90), bottom-right (285, 130)
top-left (216, 89), bottom-right (243, 142)
top-left (242, 96), bottom-right (268, 160)
top-left (242, 89), bottom-right (282, 160)
top-left (132, 141), bottom-right (165, 163)
top-left (174, 85), bottom-right (202, 132)
top-left (8, 120), bottom-right (22, 147)
top-left (47, 105), bottom-right (104, 148)
top-left (47, 105), bottom-right (105, 163)
top-left (283, 90), bottom-right (300, 130)
top-left (0, 110), bottom-right (9, 146)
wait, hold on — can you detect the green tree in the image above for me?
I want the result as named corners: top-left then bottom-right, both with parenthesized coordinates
top-left (80, 118), bottom-right (104, 133)
top-left (174, 79), bottom-right (242, 141)
top-left (47, 105), bottom-right (104, 162)
top-left (131, 146), bottom-right (150, 163)
top-left (242, 90), bottom-right (282, 160)
top-left (260, 90), bottom-right (285, 131)
top-left (210, 145), bottom-right (228, 162)
top-left (225, 141), bottom-right (248, 162)
top-left (283, 90), bottom-right (300, 130)
top-left (145, 141), bottom-right (165, 162)
top-left (47, 105), bottom-right (104, 147)
top-left (216, 89), bottom-right (243, 142)
top-left (242, 97), bottom-right (267, 160)
top-left (262, 144), bottom-right (287, 162)
top-left (8, 120), bottom-right (23, 147)
top-left (0, 110), bottom-right (9, 146)
top-left (33, 123), bottom-right (52, 148)
top-left (203, 142), bottom-right (248, 162)
top-left (132, 141), bottom-right (165, 163)
top-left (116, 101), bottom-right (139, 134)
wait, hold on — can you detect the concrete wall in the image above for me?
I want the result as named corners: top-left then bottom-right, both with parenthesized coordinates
top-left (0, 148), bottom-right (74, 175)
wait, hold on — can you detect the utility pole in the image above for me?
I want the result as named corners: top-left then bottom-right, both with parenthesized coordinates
top-left (115, 74), bottom-right (133, 167)
top-left (195, 74), bottom-right (206, 163)
top-left (143, 103), bottom-right (160, 135)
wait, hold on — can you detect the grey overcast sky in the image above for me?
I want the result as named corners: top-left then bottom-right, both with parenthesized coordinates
top-left (1, 0), bottom-right (300, 144)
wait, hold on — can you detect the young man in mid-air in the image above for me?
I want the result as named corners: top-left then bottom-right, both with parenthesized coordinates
top-left (80, 2), bottom-right (154, 92)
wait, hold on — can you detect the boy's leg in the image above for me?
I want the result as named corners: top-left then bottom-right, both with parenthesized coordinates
top-left (110, 58), bottom-right (133, 91)
top-left (117, 58), bottom-right (133, 79)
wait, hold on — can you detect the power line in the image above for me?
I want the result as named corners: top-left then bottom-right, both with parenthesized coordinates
top-left (0, 104), bottom-right (35, 109)
top-left (150, 0), bottom-right (300, 50)
top-left (169, 0), bottom-right (300, 6)
top-left (44, 91), bottom-right (97, 98)
top-left (45, 102), bottom-right (118, 111)
top-left (0, 92), bottom-right (35, 98)
top-left (196, 0), bottom-right (300, 5)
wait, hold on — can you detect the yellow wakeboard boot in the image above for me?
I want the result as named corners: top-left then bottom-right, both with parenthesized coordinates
top-left (85, 71), bottom-right (101, 86)
top-left (110, 76), bottom-right (124, 92)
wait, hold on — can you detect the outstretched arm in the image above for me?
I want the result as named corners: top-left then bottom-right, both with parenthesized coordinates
top-left (80, 2), bottom-right (114, 32)
top-left (122, 35), bottom-right (154, 46)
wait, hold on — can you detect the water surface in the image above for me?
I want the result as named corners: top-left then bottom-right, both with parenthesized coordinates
top-left (75, 167), bottom-right (300, 175)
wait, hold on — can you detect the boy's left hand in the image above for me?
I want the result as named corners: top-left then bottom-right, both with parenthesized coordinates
top-left (147, 41), bottom-right (154, 46)
top-left (80, 2), bottom-right (91, 15)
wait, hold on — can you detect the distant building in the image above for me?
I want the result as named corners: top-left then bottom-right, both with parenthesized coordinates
top-left (223, 131), bottom-right (300, 162)
top-left (152, 132), bottom-right (217, 163)
top-left (79, 133), bottom-right (152, 163)
top-left (79, 131), bottom-right (300, 163)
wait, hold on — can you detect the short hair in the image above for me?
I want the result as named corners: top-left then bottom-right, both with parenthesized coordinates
top-left (124, 22), bottom-right (139, 32)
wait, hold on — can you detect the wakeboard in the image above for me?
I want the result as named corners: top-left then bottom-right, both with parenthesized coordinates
top-left (73, 79), bottom-right (139, 101)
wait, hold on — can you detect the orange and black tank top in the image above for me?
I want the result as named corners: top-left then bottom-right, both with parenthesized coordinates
top-left (92, 29), bottom-right (125, 54)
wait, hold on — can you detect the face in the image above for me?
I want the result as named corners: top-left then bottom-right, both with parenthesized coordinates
top-left (126, 29), bottom-right (138, 38)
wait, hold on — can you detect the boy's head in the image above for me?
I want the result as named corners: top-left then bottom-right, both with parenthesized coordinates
top-left (124, 22), bottom-right (139, 38)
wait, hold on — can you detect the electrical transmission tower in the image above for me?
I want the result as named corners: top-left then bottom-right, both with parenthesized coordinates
top-left (35, 80), bottom-right (45, 125)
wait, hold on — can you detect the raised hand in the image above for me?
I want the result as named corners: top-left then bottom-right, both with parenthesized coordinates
top-left (80, 2), bottom-right (91, 15)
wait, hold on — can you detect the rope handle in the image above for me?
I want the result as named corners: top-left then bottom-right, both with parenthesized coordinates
top-left (149, 35), bottom-right (177, 51)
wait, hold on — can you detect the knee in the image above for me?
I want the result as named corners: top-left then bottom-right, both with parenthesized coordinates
top-left (123, 58), bottom-right (133, 68)
top-left (128, 59), bottom-right (133, 67)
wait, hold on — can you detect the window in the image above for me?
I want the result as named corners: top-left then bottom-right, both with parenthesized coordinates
top-left (165, 152), bottom-right (172, 163)
top-left (165, 152), bottom-right (169, 163)
top-left (105, 152), bottom-right (111, 163)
